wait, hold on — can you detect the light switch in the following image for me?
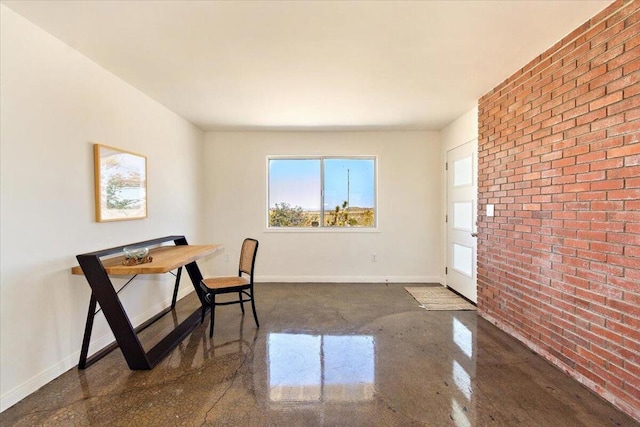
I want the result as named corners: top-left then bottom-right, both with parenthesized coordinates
top-left (487, 204), bottom-right (495, 217)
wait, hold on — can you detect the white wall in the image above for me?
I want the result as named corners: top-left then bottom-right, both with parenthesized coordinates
top-left (203, 131), bottom-right (441, 283)
top-left (0, 6), bottom-right (206, 411)
top-left (440, 107), bottom-right (479, 285)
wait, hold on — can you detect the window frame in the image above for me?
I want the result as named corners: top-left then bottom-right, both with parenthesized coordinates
top-left (266, 155), bottom-right (378, 231)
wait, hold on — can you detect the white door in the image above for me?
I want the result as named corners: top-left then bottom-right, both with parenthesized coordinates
top-left (446, 140), bottom-right (478, 303)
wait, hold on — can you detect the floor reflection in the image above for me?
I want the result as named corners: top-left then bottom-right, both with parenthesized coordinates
top-left (453, 317), bottom-right (473, 358)
top-left (451, 315), bottom-right (476, 427)
top-left (268, 333), bottom-right (375, 402)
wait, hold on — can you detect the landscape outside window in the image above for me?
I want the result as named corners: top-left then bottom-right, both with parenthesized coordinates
top-left (268, 157), bottom-right (376, 228)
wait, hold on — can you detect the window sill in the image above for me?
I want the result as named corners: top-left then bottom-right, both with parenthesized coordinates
top-left (264, 227), bottom-right (380, 233)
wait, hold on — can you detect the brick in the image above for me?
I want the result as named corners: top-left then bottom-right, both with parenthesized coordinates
top-left (564, 183), bottom-right (591, 193)
top-left (607, 70), bottom-right (640, 94)
top-left (609, 211), bottom-right (640, 222)
top-left (591, 283), bottom-right (625, 300)
top-left (564, 62), bottom-right (592, 84)
top-left (607, 165), bottom-right (640, 179)
top-left (624, 132), bottom-right (640, 145)
top-left (550, 193), bottom-right (575, 203)
top-left (580, 20), bottom-right (607, 45)
top-left (624, 28), bottom-right (640, 51)
top-left (607, 143), bottom-right (640, 158)
top-left (608, 232), bottom-right (640, 246)
top-left (577, 211), bottom-right (606, 221)
top-left (591, 44), bottom-right (625, 69)
top-left (565, 209), bottom-right (590, 220)
top-left (576, 108), bottom-right (607, 126)
top-left (592, 20), bottom-right (626, 49)
top-left (532, 109), bottom-right (552, 126)
top-left (607, 95), bottom-right (640, 115)
top-left (553, 210), bottom-right (577, 220)
top-left (589, 157), bottom-right (624, 170)
top-left (576, 86), bottom-right (606, 106)
top-left (626, 246), bottom-right (640, 257)
top-left (576, 171), bottom-right (606, 182)
top-left (607, 188), bottom-right (640, 200)
top-left (565, 124), bottom-right (591, 139)
top-left (589, 301), bottom-right (624, 322)
top-left (591, 221), bottom-right (625, 232)
top-left (576, 151), bottom-right (605, 164)
top-left (628, 268), bottom-right (640, 282)
top-left (552, 157), bottom-right (576, 168)
top-left (563, 85), bottom-right (591, 104)
top-left (607, 20), bottom-right (640, 50)
top-left (578, 63), bottom-right (608, 86)
top-left (578, 130), bottom-right (608, 146)
top-left (591, 179), bottom-right (624, 191)
top-left (607, 119), bottom-right (640, 137)
top-left (625, 154), bottom-right (640, 173)
top-left (591, 260), bottom-right (624, 276)
top-left (607, 44), bottom-right (640, 70)
top-left (553, 118), bottom-right (577, 134)
top-left (554, 79), bottom-right (579, 100)
top-left (576, 249), bottom-right (608, 264)
top-left (608, 298), bottom-right (640, 318)
top-left (624, 55), bottom-right (640, 74)
top-left (553, 175), bottom-right (577, 185)
top-left (541, 114), bottom-right (563, 129)
top-left (590, 113), bottom-right (625, 132)
top-left (590, 92), bottom-right (623, 111)
top-left (628, 106), bottom-right (640, 121)
top-left (577, 230), bottom-right (607, 241)
top-left (577, 191), bottom-right (606, 201)
top-left (608, 254), bottom-right (640, 269)
top-left (564, 239), bottom-right (591, 251)
top-left (606, 284), bottom-right (638, 308)
top-left (591, 201), bottom-right (624, 211)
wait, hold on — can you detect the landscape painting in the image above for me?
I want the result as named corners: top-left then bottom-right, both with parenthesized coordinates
top-left (94, 144), bottom-right (147, 222)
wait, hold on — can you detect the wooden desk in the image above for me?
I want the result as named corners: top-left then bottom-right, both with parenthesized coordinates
top-left (73, 236), bottom-right (222, 370)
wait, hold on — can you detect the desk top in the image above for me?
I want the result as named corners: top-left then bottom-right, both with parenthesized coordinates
top-left (72, 244), bottom-right (222, 275)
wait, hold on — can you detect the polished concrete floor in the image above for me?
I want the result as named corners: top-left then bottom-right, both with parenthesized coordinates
top-left (1, 283), bottom-right (637, 426)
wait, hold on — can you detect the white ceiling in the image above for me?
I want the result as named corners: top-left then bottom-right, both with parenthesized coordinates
top-left (3, 0), bottom-right (612, 131)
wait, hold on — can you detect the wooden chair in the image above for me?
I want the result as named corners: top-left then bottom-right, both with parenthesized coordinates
top-left (200, 238), bottom-right (259, 337)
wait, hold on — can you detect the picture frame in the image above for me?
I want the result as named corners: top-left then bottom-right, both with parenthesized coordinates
top-left (94, 144), bottom-right (147, 222)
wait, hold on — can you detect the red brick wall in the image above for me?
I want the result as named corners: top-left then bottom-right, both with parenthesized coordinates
top-left (477, 0), bottom-right (639, 420)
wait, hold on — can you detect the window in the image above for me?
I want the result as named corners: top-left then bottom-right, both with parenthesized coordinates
top-left (268, 156), bottom-right (376, 228)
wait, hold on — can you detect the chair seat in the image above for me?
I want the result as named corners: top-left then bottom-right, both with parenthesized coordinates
top-left (202, 276), bottom-right (249, 290)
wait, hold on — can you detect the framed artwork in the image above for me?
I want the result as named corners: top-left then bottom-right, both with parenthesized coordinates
top-left (94, 144), bottom-right (147, 222)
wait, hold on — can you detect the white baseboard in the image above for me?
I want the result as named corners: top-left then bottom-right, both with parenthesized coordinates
top-left (0, 349), bottom-right (80, 413)
top-left (256, 275), bottom-right (441, 283)
top-left (0, 287), bottom-right (194, 413)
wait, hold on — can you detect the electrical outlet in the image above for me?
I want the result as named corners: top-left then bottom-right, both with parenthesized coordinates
top-left (371, 253), bottom-right (377, 262)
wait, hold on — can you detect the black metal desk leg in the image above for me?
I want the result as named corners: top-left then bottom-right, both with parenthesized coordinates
top-left (78, 293), bottom-right (98, 369)
top-left (77, 254), bottom-right (150, 370)
top-left (173, 237), bottom-right (206, 304)
top-left (171, 267), bottom-right (183, 309)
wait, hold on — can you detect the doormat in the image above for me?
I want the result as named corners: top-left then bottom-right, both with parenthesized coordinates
top-left (405, 286), bottom-right (477, 311)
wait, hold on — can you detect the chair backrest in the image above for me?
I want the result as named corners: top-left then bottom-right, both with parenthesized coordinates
top-left (239, 238), bottom-right (259, 279)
